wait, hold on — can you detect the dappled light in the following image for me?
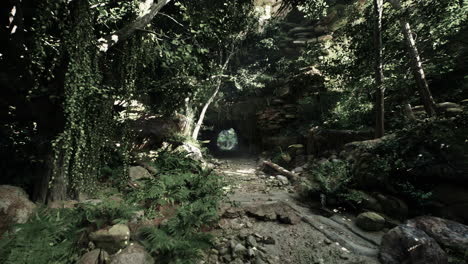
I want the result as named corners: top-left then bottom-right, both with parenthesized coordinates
top-left (1, 0), bottom-right (467, 263)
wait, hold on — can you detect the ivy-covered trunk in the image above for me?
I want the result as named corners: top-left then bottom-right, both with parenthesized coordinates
top-left (373, 0), bottom-right (385, 138)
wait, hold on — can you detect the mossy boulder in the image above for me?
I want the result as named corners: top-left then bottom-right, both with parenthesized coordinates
top-left (356, 212), bottom-right (386, 232)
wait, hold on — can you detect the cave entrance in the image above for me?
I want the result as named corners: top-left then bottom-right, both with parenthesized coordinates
top-left (216, 128), bottom-right (239, 151)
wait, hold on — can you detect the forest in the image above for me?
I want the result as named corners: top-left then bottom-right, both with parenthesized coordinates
top-left (0, 0), bottom-right (467, 263)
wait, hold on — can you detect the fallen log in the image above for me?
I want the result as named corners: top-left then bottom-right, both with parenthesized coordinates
top-left (262, 160), bottom-right (299, 182)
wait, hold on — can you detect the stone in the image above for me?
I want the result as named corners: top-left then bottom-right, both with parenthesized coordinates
top-left (406, 216), bottom-right (468, 256)
top-left (233, 243), bottom-right (247, 257)
top-left (276, 175), bottom-right (289, 185)
top-left (375, 193), bottom-right (408, 220)
top-left (48, 200), bottom-right (78, 209)
top-left (110, 243), bottom-right (154, 264)
top-left (356, 212), bottom-right (386, 232)
top-left (247, 235), bottom-right (258, 248)
top-left (262, 236), bottom-right (275, 245)
top-left (248, 248), bottom-right (256, 258)
top-left (77, 249), bottom-right (110, 264)
top-left (379, 225), bottom-right (448, 264)
top-left (128, 166), bottom-right (153, 185)
top-left (0, 185), bottom-right (37, 235)
top-left (90, 224), bottom-right (130, 254)
top-left (175, 142), bottom-right (203, 161)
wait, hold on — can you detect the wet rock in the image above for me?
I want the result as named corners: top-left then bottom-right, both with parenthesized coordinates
top-left (90, 224), bottom-right (130, 254)
top-left (77, 249), bottom-right (110, 264)
top-left (110, 243), bottom-right (154, 264)
top-left (356, 212), bottom-right (386, 232)
top-left (379, 225), bottom-right (448, 264)
top-left (0, 185), bottom-right (37, 235)
top-left (406, 216), bottom-right (468, 256)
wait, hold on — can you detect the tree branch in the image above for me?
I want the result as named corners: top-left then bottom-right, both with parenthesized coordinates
top-left (98, 0), bottom-right (171, 52)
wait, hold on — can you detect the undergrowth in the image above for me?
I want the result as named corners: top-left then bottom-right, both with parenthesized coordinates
top-left (0, 208), bottom-right (83, 264)
top-left (129, 152), bottom-right (224, 263)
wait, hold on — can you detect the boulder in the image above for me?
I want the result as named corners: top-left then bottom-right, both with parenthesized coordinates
top-left (90, 224), bottom-right (130, 254)
top-left (351, 190), bottom-right (383, 212)
top-left (175, 142), bottom-right (203, 161)
top-left (307, 127), bottom-right (374, 156)
top-left (128, 166), bottom-right (153, 185)
top-left (110, 243), bottom-right (154, 264)
top-left (379, 225), bottom-right (448, 264)
top-left (77, 249), bottom-right (110, 264)
top-left (406, 216), bottom-right (468, 257)
top-left (0, 185), bottom-right (37, 235)
top-left (431, 184), bottom-right (468, 223)
top-left (356, 212), bottom-right (386, 232)
top-left (375, 193), bottom-right (408, 220)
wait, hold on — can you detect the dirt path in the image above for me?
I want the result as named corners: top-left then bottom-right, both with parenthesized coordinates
top-left (204, 156), bottom-right (382, 264)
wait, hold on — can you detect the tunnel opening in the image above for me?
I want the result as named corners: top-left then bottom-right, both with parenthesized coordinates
top-left (216, 128), bottom-right (239, 151)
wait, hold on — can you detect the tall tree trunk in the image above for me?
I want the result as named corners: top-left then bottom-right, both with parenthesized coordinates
top-left (387, 0), bottom-right (437, 116)
top-left (374, 0), bottom-right (385, 138)
top-left (191, 80), bottom-right (222, 140)
top-left (191, 48), bottom-right (235, 140)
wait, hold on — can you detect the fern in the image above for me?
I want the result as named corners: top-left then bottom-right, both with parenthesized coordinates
top-left (139, 226), bottom-right (212, 264)
top-left (0, 208), bottom-right (83, 264)
top-left (79, 199), bottom-right (139, 228)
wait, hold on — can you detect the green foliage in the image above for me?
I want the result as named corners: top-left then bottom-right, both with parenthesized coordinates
top-left (79, 200), bottom-right (139, 228)
top-left (361, 114), bottom-right (467, 204)
top-left (128, 153), bottom-right (223, 263)
top-left (301, 160), bottom-right (353, 202)
top-left (152, 151), bottom-right (203, 174)
top-left (139, 225), bottom-right (212, 264)
top-left (0, 208), bottom-right (83, 264)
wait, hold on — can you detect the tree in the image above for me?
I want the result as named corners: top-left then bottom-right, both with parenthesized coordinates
top-left (387, 0), bottom-right (437, 116)
top-left (373, 0), bottom-right (385, 138)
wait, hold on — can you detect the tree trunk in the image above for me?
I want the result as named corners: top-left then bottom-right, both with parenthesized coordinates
top-left (374, 0), bottom-right (385, 138)
top-left (403, 103), bottom-right (416, 121)
top-left (98, 0), bottom-right (171, 52)
top-left (387, 0), bottom-right (437, 116)
top-left (192, 80), bottom-right (221, 140)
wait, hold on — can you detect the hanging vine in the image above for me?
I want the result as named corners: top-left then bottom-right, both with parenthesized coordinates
top-left (49, 0), bottom-right (112, 199)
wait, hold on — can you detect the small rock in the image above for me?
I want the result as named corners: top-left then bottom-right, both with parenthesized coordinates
top-left (276, 175), bottom-right (289, 185)
top-left (111, 243), bottom-right (154, 264)
top-left (77, 249), bottom-right (110, 264)
top-left (222, 254), bottom-right (233, 262)
top-left (356, 212), bottom-right (386, 232)
top-left (324, 239), bottom-right (332, 245)
top-left (90, 224), bottom-right (130, 254)
top-left (262, 236), bottom-right (275, 245)
top-left (248, 248), bottom-right (256, 258)
top-left (247, 235), bottom-right (258, 247)
top-left (233, 243), bottom-right (247, 257)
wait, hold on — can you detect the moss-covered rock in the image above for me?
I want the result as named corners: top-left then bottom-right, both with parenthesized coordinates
top-left (356, 212), bottom-right (386, 232)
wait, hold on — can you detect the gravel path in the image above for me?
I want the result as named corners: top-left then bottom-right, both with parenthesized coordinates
top-left (204, 157), bottom-right (382, 264)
